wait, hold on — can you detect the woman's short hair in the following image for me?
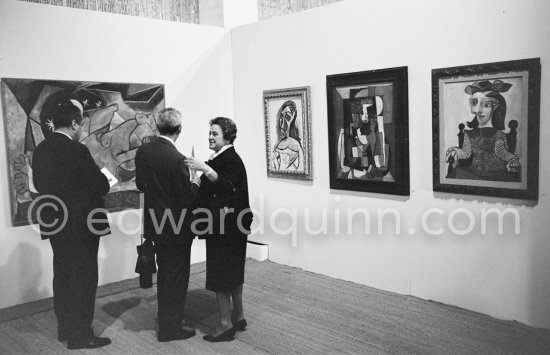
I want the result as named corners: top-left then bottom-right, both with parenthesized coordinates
top-left (210, 116), bottom-right (237, 143)
top-left (156, 108), bottom-right (182, 135)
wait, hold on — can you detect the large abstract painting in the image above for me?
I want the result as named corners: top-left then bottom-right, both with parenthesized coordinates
top-left (326, 67), bottom-right (410, 195)
top-left (432, 58), bottom-right (540, 200)
top-left (1, 78), bottom-right (164, 226)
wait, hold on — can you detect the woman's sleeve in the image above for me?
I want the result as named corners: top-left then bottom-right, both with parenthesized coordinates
top-left (215, 156), bottom-right (243, 194)
top-left (456, 133), bottom-right (472, 159)
top-left (494, 136), bottom-right (518, 162)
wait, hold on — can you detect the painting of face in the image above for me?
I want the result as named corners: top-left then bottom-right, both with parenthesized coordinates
top-left (469, 92), bottom-right (498, 126)
top-left (263, 87), bottom-right (312, 180)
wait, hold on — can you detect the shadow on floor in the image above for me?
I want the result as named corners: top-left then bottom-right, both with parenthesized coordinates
top-left (97, 287), bottom-right (220, 335)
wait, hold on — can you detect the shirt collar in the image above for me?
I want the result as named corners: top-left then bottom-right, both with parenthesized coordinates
top-left (54, 130), bottom-right (73, 141)
top-left (209, 144), bottom-right (233, 161)
top-left (158, 135), bottom-right (176, 146)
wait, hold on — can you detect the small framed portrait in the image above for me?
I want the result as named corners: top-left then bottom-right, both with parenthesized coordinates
top-left (432, 58), bottom-right (541, 200)
top-left (326, 67), bottom-right (410, 195)
top-left (263, 86), bottom-right (313, 180)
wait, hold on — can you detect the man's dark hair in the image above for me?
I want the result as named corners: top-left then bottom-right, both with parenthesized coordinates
top-left (51, 101), bottom-right (83, 129)
top-left (40, 91), bottom-right (82, 130)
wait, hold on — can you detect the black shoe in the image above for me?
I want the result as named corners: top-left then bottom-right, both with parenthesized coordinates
top-left (158, 329), bottom-right (196, 342)
top-left (67, 336), bottom-right (111, 350)
top-left (203, 327), bottom-right (236, 342)
top-left (232, 319), bottom-right (247, 331)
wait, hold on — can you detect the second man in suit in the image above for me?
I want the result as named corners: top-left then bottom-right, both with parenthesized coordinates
top-left (135, 108), bottom-right (200, 342)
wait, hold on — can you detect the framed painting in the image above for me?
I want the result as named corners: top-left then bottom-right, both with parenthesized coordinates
top-left (1, 78), bottom-right (164, 226)
top-left (432, 58), bottom-right (540, 200)
top-left (263, 86), bottom-right (312, 180)
top-left (326, 67), bottom-right (409, 195)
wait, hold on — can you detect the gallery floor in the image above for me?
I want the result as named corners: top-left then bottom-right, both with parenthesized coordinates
top-left (1, 259), bottom-right (549, 354)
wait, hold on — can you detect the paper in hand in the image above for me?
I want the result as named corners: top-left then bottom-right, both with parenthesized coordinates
top-left (101, 167), bottom-right (118, 187)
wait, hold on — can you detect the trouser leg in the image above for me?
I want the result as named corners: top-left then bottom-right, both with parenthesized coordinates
top-left (50, 233), bottom-right (99, 341)
top-left (155, 239), bottom-right (193, 333)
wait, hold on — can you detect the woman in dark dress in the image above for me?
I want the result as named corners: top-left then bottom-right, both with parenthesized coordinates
top-left (185, 117), bottom-right (252, 342)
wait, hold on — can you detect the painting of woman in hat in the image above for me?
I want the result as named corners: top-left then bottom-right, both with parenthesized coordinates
top-left (445, 79), bottom-right (521, 182)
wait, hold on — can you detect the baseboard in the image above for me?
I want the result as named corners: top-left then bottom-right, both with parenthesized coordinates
top-left (0, 262), bottom-right (209, 324)
top-left (0, 249), bottom-right (263, 324)
top-left (247, 241), bottom-right (269, 261)
top-left (0, 275), bottom-right (152, 324)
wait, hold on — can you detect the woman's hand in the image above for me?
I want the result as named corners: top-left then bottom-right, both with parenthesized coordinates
top-left (184, 157), bottom-right (209, 172)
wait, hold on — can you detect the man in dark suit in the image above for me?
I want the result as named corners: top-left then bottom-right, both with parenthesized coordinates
top-left (135, 107), bottom-right (200, 342)
top-left (32, 97), bottom-right (112, 350)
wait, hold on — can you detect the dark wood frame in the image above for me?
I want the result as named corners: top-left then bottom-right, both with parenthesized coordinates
top-left (326, 67), bottom-right (409, 195)
top-left (432, 58), bottom-right (540, 200)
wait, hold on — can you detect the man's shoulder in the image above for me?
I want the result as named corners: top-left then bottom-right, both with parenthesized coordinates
top-left (137, 136), bottom-right (183, 160)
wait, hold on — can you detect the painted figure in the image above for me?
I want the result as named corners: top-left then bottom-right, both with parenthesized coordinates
top-left (338, 95), bottom-right (392, 181)
top-left (271, 100), bottom-right (304, 171)
top-left (445, 80), bottom-right (520, 181)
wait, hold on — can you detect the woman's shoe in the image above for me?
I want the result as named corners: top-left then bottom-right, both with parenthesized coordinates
top-left (232, 319), bottom-right (247, 331)
top-left (203, 327), bottom-right (236, 342)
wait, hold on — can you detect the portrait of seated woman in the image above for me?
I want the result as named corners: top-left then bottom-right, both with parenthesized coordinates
top-left (445, 80), bottom-right (521, 182)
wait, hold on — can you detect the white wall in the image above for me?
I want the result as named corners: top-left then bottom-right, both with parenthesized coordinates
top-left (0, 0), bottom-right (234, 309)
top-left (231, 0), bottom-right (550, 328)
top-left (2, 0), bottom-right (550, 331)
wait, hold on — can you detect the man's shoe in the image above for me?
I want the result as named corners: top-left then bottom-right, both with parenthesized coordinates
top-left (67, 336), bottom-right (111, 350)
top-left (158, 329), bottom-right (196, 342)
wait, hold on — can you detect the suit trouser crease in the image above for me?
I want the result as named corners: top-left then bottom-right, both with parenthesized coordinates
top-left (155, 239), bottom-right (193, 333)
top-left (50, 232), bottom-right (99, 341)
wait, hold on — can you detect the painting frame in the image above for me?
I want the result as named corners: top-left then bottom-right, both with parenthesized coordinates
top-left (326, 67), bottom-right (410, 195)
top-left (1, 77), bottom-right (165, 227)
top-left (263, 86), bottom-right (313, 180)
top-left (432, 58), bottom-right (541, 200)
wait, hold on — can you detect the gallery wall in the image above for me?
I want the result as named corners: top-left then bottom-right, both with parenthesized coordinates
top-left (1, 0), bottom-right (550, 331)
top-left (231, 0), bottom-right (550, 328)
top-left (0, 0), bottom-right (234, 309)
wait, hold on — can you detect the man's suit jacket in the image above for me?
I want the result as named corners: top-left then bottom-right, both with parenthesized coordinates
top-left (135, 136), bottom-right (199, 241)
top-left (32, 132), bottom-right (110, 240)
